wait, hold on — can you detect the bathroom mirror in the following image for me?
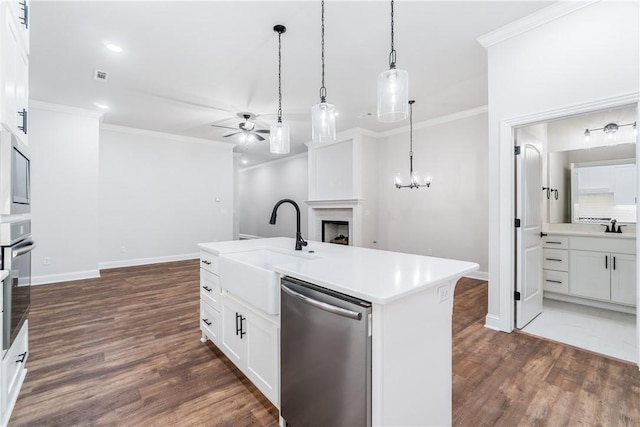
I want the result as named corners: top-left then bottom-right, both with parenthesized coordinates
top-left (547, 143), bottom-right (636, 224)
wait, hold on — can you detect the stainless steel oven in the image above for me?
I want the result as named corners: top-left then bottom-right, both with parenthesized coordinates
top-left (0, 132), bottom-right (31, 215)
top-left (1, 220), bottom-right (35, 350)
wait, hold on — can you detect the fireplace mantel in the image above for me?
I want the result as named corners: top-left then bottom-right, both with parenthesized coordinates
top-left (305, 198), bottom-right (365, 208)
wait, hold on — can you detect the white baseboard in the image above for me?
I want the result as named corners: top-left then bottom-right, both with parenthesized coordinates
top-left (32, 270), bottom-right (101, 286)
top-left (463, 270), bottom-right (488, 281)
top-left (484, 314), bottom-right (502, 331)
top-left (98, 252), bottom-right (199, 270)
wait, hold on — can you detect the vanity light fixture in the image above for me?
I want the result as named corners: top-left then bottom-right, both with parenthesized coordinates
top-left (584, 121), bottom-right (637, 142)
top-left (394, 100), bottom-right (431, 189)
top-left (377, 0), bottom-right (409, 123)
top-left (270, 25), bottom-right (290, 154)
top-left (311, 0), bottom-right (336, 143)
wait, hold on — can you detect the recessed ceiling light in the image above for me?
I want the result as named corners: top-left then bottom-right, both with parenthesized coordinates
top-left (94, 102), bottom-right (109, 110)
top-left (105, 43), bottom-right (123, 53)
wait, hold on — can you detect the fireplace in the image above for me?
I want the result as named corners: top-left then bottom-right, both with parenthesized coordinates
top-left (322, 220), bottom-right (349, 245)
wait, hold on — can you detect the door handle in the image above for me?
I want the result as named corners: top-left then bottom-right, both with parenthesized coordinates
top-left (202, 285), bottom-right (212, 292)
top-left (282, 284), bottom-right (362, 320)
top-left (605, 255), bottom-right (608, 269)
top-left (240, 316), bottom-right (246, 339)
top-left (613, 256), bottom-right (616, 270)
top-left (16, 352), bottom-right (27, 363)
top-left (202, 318), bottom-right (212, 326)
top-left (12, 240), bottom-right (36, 258)
top-left (540, 232), bottom-right (548, 238)
top-left (17, 109), bottom-right (27, 134)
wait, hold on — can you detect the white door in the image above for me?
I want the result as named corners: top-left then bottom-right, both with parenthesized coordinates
top-left (515, 131), bottom-right (543, 328)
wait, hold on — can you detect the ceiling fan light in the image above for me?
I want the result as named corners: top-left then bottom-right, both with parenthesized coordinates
top-left (311, 102), bottom-right (336, 143)
top-left (270, 121), bottom-right (290, 154)
top-left (377, 67), bottom-right (409, 122)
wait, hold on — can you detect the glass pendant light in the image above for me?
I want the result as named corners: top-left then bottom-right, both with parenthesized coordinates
top-left (377, 0), bottom-right (408, 123)
top-left (311, 0), bottom-right (336, 143)
top-left (270, 25), bottom-right (290, 154)
top-left (394, 100), bottom-right (431, 189)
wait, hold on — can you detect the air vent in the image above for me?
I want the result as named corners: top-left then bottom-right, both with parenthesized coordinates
top-left (94, 69), bottom-right (108, 81)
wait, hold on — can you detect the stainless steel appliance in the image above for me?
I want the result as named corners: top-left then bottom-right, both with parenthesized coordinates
top-left (0, 132), bottom-right (31, 215)
top-left (1, 220), bottom-right (35, 350)
top-left (281, 276), bottom-right (372, 427)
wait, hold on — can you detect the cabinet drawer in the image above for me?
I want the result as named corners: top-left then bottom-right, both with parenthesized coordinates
top-left (200, 270), bottom-right (221, 310)
top-left (4, 320), bottom-right (28, 402)
top-left (200, 301), bottom-right (220, 345)
top-left (543, 249), bottom-right (568, 271)
top-left (200, 251), bottom-right (219, 275)
top-left (543, 270), bottom-right (569, 294)
top-left (543, 235), bottom-right (568, 249)
top-left (570, 236), bottom-right (635, 255)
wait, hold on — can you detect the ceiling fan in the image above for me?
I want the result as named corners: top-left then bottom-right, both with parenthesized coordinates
top-left (211, 112), bottom-right (270, 141)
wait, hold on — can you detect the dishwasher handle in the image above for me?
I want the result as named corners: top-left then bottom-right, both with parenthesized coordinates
top-left (282, 284), bottom-right (362, 320)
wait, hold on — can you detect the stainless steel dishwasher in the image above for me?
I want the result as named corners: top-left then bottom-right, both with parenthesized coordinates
top-left (281, 276), bottom-right (372, 427)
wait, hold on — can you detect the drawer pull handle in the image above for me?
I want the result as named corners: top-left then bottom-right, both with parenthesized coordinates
top-left (545, 279), bottom-right (562, 284)
top-left (613, 256), bottom-right (616, 271)
top-left (202, 318), bottom-right (212, 326)
top-left (16, 352), bottom-right (27, 363)
top-left (605, 255), bottom-right (608, 269)
top-left (201, 260), bottom-right (212, 265)
top-left (202, 285), bottom-right (212, 292)
top-left (546, 241), bottom-right (562, 244)
top-left (545, 258), bottom-right (563, 262)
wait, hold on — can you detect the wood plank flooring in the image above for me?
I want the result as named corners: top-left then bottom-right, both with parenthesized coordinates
top-left (8, 262), bottom-right (640, 426)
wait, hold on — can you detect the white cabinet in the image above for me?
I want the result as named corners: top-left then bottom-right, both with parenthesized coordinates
top-left (567, 236), bottom-right (636, 307)
top-left (220, 293), bottom-right (278, 406)
top-left (610, 253), bottom-right (637, 305)
top-left (542, 236), bottom-right (569, 294)
top-left (199, 252), bottom-right (222, 345)
top-left (1, 320), bottom-right (28, 426)
top-left (0, 0), bottom-right (29, 145)
top-left (199, 250), bottom-right (280, 407)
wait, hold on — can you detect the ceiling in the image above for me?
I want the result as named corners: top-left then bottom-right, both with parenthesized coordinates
top-left (30, 1), bottom-right (553, 166)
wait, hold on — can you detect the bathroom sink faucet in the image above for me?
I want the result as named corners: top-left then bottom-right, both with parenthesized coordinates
top-left (269, 199), bottom-right (307, 250)
top-left (601, 219), bottom-right (626, 233)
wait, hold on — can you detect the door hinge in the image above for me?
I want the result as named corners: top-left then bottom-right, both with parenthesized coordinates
top-left (514, 146), bottom-right (521, 155)
top-left (514, 291), bottom-right (521, 301)
top-left (514, 218), bottom-right (521, 228)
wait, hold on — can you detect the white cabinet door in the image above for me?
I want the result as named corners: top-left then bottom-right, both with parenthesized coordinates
top-left (569, 250), bottom-right (610, 301)
top-left (1, 5), bottom-right (19, 135)
top-left (220, 297), bottom-right (244, 366)
top-left (610, 253), bottom-right (636, 305)
top-left (244, 313), bottom-right (279, 405)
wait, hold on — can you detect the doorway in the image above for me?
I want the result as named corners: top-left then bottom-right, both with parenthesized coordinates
top-left (514, 105), bottom-right (638, 363)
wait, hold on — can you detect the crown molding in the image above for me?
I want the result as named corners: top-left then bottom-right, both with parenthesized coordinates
top-left (100, 123), bottom-right (234, 149)
top-left (477, 1), bottom-right (600, 48)
top-left (239, 151), bottom-right (307, 172)
top-left (30, 100), bottom-right (105, 119)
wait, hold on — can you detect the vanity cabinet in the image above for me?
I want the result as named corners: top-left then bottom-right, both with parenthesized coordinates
top-left (543, 234), bottom-right (636, 309)
top-left (220, 293), bottom-right (279, 406)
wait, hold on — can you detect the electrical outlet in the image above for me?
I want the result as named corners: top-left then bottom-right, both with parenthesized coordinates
top-left (120, 246), bottom-right (127, 253)
top-left (427, 248), bottom-right (433, 256)
top-left (43, 257), bottom-right (51, 266)
top-left (438, 285), bottom-right (450, 302)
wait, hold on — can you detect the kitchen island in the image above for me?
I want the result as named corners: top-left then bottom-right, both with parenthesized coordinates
top-left (198, 237), bottom-right (478, 426)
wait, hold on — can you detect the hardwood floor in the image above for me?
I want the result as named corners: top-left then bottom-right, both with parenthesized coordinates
top-left (8, 262), bottom-right (640, 426)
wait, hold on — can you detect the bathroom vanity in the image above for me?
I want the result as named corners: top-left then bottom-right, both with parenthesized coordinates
top-left (198, 237), bottom-right (478, 426)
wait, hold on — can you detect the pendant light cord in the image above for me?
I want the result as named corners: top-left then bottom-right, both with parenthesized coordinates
top-left (277, 29), bottom-right (283, 123)
top-left (320, 0), bottom-right (326, 102)
top-left (409, 100), bottom-right (414, 174)
top-left (389, 0), bottom-right (396, 69)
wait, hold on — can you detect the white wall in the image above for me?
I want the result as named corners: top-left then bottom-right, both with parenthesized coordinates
top-left (377, 112), bottom-right (489, 274)
top-left (30, 103), bottom-right (102, 284)
top-left (238, 153), bottom-right (308, 238)
top-left (485, 1), bottom-right (639, 331)
top-left (99, 126), bottom-right (234, 268)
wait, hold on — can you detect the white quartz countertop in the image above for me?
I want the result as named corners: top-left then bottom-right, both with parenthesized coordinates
top-left (198, 238), bottom-right (478, 305)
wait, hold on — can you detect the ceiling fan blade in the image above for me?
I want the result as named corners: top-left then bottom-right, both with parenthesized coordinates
top-left (224, 132), bottom-right (243, 138)
top-left (212, 124), bottom-right (239, 131)
top-left (254, 134), bottom-right (266, 142)
top-left (254, 129), bottom-right (270, 134)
